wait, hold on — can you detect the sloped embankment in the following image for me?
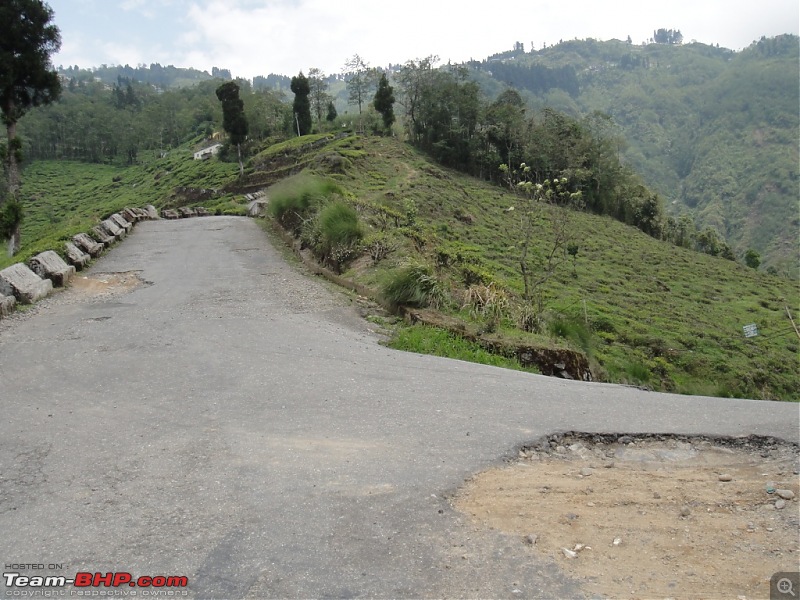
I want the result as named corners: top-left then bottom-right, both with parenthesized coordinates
top-left (252, 134), bottom-right (799, 400)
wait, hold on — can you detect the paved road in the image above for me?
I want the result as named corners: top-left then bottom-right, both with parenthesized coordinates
top-left (1, 217), bottom-right (797, 599)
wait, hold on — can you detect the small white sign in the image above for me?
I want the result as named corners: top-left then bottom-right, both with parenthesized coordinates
top-left (743, 323), bottom-right (759, 338)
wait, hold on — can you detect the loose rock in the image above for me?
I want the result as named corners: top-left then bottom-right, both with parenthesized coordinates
top-left (562, 548), bottom-right (578, 559)
top-left (776, 489), bottom-right (795, 500)
top-left (580, 467), bottom-right (595, 477)
top-left (523, 534), bottom-right (537, 546)
top-left (680, 506), bottom-right (691, 517)
top-left (775, 499), bottom-right (787, 510)
top-left (718, 474), bottom-right (733, 482)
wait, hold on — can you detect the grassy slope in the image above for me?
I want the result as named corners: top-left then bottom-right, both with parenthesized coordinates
top-left (7, 134), bottom-right (799, 400)
top-left (2, 146), bottom-right (242, 269)
top-left (298, 136), bottom-right (799, 400)
top-left (480, 39), bottom-right (800, 273)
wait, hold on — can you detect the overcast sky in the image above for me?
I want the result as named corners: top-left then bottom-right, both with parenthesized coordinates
top-left (46, 0), bottom-right (799, 78)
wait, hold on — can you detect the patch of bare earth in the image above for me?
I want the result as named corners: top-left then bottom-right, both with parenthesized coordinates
top-left (454, 433), bottom-right (799, 599)
top-left (69, 271), bottom-right (149, 301)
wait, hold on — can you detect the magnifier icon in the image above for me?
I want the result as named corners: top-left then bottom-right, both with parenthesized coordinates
top-left (778, 578), bottom-right (796, 597)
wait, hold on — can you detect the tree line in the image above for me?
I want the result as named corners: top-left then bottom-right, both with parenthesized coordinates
top-left (1, 1), bottom-right (758, 267)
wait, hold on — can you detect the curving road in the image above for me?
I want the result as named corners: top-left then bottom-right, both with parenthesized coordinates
top-left (1, 217), bottom-right (797, 599)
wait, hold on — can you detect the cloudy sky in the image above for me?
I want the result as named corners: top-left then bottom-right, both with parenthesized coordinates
top-left (47, 0), bottom-right (799, 78)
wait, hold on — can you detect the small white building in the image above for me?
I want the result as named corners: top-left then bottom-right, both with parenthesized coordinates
top-left (193, 143), bottom-right (223, 161)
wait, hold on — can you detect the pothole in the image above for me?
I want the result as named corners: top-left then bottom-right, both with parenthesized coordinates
top-left (70, 271), bottom-right (151, 301)
top-left (453, 432), bottom-right (799, 599)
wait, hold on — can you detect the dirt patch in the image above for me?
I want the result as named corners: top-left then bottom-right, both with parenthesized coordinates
top-left (69, 271), bottom-right (149, 300)
top-left (454, 433), bottom-right (799, 599)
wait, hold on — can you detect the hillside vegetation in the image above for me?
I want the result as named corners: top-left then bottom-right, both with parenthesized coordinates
top-left (0, 146), bottom-right (242, 269)
top-left (252, 134), bottom-right (799, 401)
top-left (4, 129), bottom-right (798, 400)
top-left (3, 37), bottom-right (798, 400)
top-left (471, 35), bottom-right (799, 272)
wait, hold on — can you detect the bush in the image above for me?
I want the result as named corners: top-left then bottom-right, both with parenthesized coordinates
top-left (314, 201), bottom-right (364, 271)
top-left (318, 201), bottom-right (363, 253)
top-left (381, 263), bottom-right (445, 310)
top-left (269, 175), bottom-right (341, 232)
top-left (363, 232), bottom-right (396, 263)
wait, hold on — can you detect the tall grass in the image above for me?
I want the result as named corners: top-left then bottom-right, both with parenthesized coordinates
top-left (318, 201), bottom-right (363, 254)
top-left (381, 263), bottom-right (445, 310)
top-left (268, 174), bottom-right (341, 232)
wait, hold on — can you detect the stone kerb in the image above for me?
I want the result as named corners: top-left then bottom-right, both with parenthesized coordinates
top-left (145, 205), bottom-right (159, 219)
top-left (91, 226), bottom-right (115, 248)
top-left (64, 242), bottom-right (91, 270)
top-left (100, 218), bottom-right (125, 240)
top-left (73, 233), bottom-right (104, 257)
top-left (110, 213), bottom-right (133, 233)
top-left (122, 208), bottom-right (140, 223)
top-left (28, 251), bottom-right (76, 287)
top-left (0, 263), bottom-right (53, 304)
top-left (247, 200), bottom-right (268, 217)
top-left (161, 209), bottom-right (180, 219)
top-left (178, 206), bottom-right (196, 218)
top-left (0, 293), bottom-right (15, 318)
top-left (195, 207), bottom-right (210, 216)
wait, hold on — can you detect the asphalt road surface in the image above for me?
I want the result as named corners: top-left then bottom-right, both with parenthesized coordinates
top-left (1, 217), bottom-right (797, 599)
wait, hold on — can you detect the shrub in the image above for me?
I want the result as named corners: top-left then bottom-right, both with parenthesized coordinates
top-left (363, 232), bottom-right (396, 263)
top-left (463, 283), bottom-right (509, 320)
top-left (381, 263), bottom-right (445, 310)
top-left (318, 201), bottom-right (363, 254)
top-left (269, 175), bottom-right (341, 232)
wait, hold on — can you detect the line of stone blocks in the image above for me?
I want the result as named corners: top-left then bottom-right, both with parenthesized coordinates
top-left (90, 226), bottom-right (115, 248)
top-left (0, 205), bottom-right (162, 319)
top-left (73, 233), bottom-right (104, 257)
top-left (100, 218), bottom-right (126, 241)
top-left (0, 263), bottom-right (53, 304)
top-left (64, 241), bottom-right (91, 270)
top-left (0, 293), bottom-right (15, 317)
top-left (110, 213), bottom-right (133, 233)
top-left (28, 251), bottom-right (76, 287)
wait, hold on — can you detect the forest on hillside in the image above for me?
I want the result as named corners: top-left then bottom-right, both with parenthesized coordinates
top-left (6, 35), bottom-right (797, 275)
top-left (469, 34), bottom-right (799, 272)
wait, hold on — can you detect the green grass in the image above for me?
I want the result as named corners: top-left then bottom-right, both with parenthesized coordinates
top-left (9, 133), bottom-right (800, 401)
top-left (388, 324), bottom-right (538, 372)
top-left (310, 136), bottom-right (799, 401)
top-left (3, 147), bottom-right (240, 268)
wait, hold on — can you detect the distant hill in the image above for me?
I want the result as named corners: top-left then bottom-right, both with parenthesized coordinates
top-left (468, 35), bottom-right (799, 273)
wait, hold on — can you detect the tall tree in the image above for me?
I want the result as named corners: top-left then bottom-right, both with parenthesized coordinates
top-left (290, 72), bottom-right (312, 136)
top-left (215, 81), bottom-right (248, 176)
top-left (372, 73), bottom-right (395, 132)
top-left (0, 0), bottom-right (61, 254)
top-left (396, 56), bottom-right (438, 142)
top-left (326, 101), bottom-right (337, 122)
top-left (343, 54), bottom-right (373, 115)
top-left (307, 68), bottom-right (331, 123)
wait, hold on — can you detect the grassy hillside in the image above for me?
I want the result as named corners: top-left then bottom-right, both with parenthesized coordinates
top-left (252, 134), bottom-right (799, 401)
top-left (0, 145), bottom-right (243, 269)
top-left (6, 133), bottom-right (799, 400)
top-left (472, 36), bottom-right (800, 274)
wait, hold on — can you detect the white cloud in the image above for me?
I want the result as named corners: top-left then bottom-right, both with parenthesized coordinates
top-left (48, 0), bottom-right (800, 77)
